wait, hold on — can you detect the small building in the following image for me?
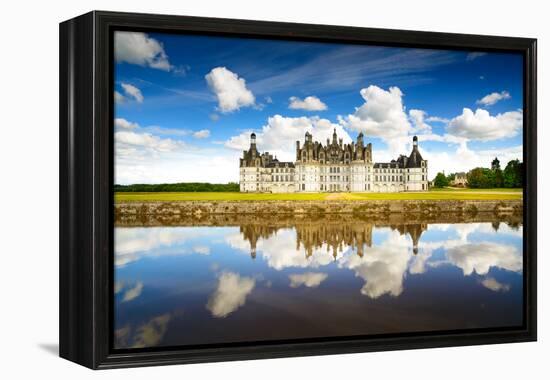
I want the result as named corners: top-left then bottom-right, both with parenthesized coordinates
top-left (450, 172), bottom-right (468, 187)
top-left (239, 130), bottom-right (429, 193)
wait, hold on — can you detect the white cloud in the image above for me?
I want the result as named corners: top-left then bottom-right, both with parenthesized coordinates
top-left (114, 227), bottom-right (216, 266)
top-left (447, 108), bottom-right (522, 141)
top-left (192, 245), bottom-right (210, 255)
top-left (116, 147), bottom-right (240, 185)
top-left (225, 228), bottom-right (337, 270)
top-left (113, 118), bottom-right (241, 185)
top-left (333, 85), bottom-right (522, 179)
top-left (288, 96), bottom-right (328, 111)
top-left (289, 272), bottom-right (328, 288)
top-left (250, 47), bottom-right (458, 94)
top-left (116, 130), bottom-right (182, 154)
top-left (227, 226), bottom-right (414, 299)
top-left (115, 281), bottom-right (124, 294)
top-left (206, 272), bottom-right (255, 318)
top-left (121, 82), bottom-right (144, 103)
top-left (193, 129), bottom-right (210, 139)
top-left (338, 85), bottom-right (412, 155)
top-left (114, 120), bottom-right (188, 168)
top-left (115, 118), bottom-right (139, 130)
top-left (409, 109), bottom-right (432, 132)
top-left (476, 91), bottom-right (511, 106)
top-left (115, 91), bottom-right (126, 104)
top-left (225, 115), bottom-right (351, 162)
top-left (408, 250), bottom-right (433, 275)
top-left (122, 282), bottom-right (144, 302)
top-left (141, 126), bottom-right (191, 137)
top-left (481, 277), bottom-right (511, 292)
top-left (446, 242), bottom-right (522, 276)
top-left (205, 67), bottom-right (255, 112)
top-left (466, 52), bottom-right (487, 61)
top-left (420, 142), bottom-right (522, 180)
top-left (425, 116), bottom-right (450, 123)
top-left (131, 314), bottom-right (171, 348)
top-left (224, 222), bottom-right (521, 300)
top-left (115, 32), bottom-right (172, 71)
top-left (338, 230), bottom-right (412, 299)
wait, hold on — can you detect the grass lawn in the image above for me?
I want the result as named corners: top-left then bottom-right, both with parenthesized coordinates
top-left (115, 188), bottom-right (523, 202)
top-left (430, 187), bottom-right (523, 192)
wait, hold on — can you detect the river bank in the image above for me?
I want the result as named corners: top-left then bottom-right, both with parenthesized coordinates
top-left (115, 199), bottom-right (523, 221)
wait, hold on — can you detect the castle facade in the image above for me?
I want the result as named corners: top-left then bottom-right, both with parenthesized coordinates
top-left (239, 130), bottom-right (428, 193)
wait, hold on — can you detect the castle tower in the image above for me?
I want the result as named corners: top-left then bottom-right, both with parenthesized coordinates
top-left (357, 132), bottom-right (364, 147)
top-left (250, 132), bottom-right (257, 149)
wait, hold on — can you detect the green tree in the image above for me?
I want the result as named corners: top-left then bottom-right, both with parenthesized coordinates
top-left (494, 168), bottom-right (504, 188)
top-left (467, 167), bottom-right (495, 188)
top-left (503, 159), bottom-right (523, 188)
top-left (114, 182), bottom-right (240, 192)
top-left (433, 172), bottom-right (449, 188)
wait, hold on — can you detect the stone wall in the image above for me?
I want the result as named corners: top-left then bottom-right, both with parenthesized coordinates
top-left (115, 209), bottom-right (523, 228)
top-left (115, 199), bottom-right (522, 219)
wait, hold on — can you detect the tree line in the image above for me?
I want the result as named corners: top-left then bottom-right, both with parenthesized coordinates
top-left (114, 182), bottom-right (240, 192)
top-left (432, 158), bottom-right (523, 188)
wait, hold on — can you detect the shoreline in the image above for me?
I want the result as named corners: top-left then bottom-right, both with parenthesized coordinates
top-left (115, 199), bottom-right (523, 219)
top-left (115, 208), bottom-right (523, 227)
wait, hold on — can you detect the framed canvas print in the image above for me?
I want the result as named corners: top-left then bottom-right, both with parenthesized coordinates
top-left (59, 11), bottom-right (537, 369)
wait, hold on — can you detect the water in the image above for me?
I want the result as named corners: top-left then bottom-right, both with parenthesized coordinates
top-left (113, 214), bottom-right (523, 350)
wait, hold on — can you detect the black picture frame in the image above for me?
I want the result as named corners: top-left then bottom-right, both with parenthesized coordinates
top-left (59, 10), bottom-right (537, 369)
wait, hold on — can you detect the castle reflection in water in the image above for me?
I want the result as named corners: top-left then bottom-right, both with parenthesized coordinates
top-left (240, 222), bottom-right (426, 260)
top-left (114, 212), bottom-right (523, 349)
top-left (115, 212), bottom-right (521, 264)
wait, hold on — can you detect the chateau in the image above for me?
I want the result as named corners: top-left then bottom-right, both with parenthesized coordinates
top-left (239, 130), bottom-right (428, 193)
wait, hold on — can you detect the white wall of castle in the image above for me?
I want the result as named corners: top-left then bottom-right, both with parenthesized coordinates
top-left (240, 162), bottom-right (429, 193)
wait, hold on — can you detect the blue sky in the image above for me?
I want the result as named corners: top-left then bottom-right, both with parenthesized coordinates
top-left (114, 31), bottom-right (523, 184)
